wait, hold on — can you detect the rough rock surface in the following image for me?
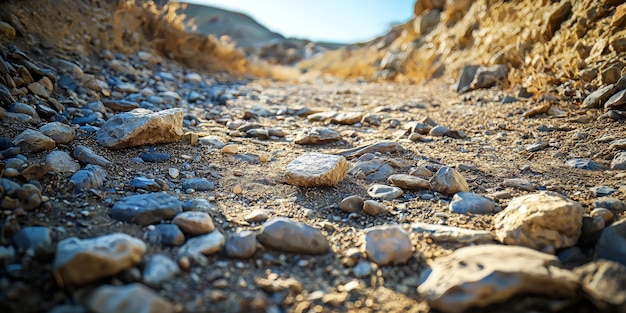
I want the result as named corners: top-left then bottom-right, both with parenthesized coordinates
top-left (96, 108), bottom-right (184, 149)
top-left (364, 225), bottom-right (412, 265)
top-left (429, 166), bottom-right (469, 195)
top-left (256, 217), bottom-right (329, 255)
top-left (110, 193), bottom-right (182, 226)
top-left (284, 153), bottom-right (348, 187)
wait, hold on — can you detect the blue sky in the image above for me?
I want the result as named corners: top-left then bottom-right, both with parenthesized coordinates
top-left (183, 0), bottom-right (415, 43)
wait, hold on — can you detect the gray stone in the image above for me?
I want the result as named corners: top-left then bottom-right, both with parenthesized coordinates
top-left (456, 65), bottom-right (480, 93)
top-left (596, 219), bottom-right (626, 267)
top-left (418, 245), bottom-right (579, 313)
top-left (257, 217), bottom-right (329, 255)
top-left (503, 178), bottom-right (536, 191)
top-left (590, 186), bottom-right (616, 197)
top-left (111, 193), bottom-right (182, 226)
top-left (139, 152), bottom-right (170, 163)
top-left (54, 233), bottom-right (146, 285)
top-left (353, 260), bottom-right (372, 277)
top-left (244, 209), bottom-right (269, 223)
top-left (39, 122), bottom-right (75, 145)
top-left (428, 125), bottom-right (449, 137)
top-left (494, 192), bottom-right (584, 252)
top-left (429, 166), bottom-right (469, 195)
top-left (69, 164), bottom-right (106, 194)
top-left (284, 153), bottom-right (348, 187)
top-left (367, 184), bottom-right (403, 200)
top-left (293, 127), bottom-right (341, 144)
top-left (348, 159), bottom-right (394, 180)
top-left (526, 141), bottom-right (548, 152)
top-left (364, 225), bottom-right (412, 266)
top-left (449, 192), bottom-right (495, 214)
top-left (144, 224), bottom-right (185, 247)
top-left (388, 174), bottom-right (430, 190)
top-left (582, 83), bottom-right (615, 109)
top-left (566, 158), bottom-right (608, 171)
top-left (338, 141), bottom-right (404, 160)
top-left (13, 226), bottom-right (53, 257)
top-left (412, 222), bottom-right (495, 243)
top-left (87, 283), bottom-right (175, 313)
top-left (575, 260), bottom-right (626, 311)
top-left (178, 231), bottom-right (225, 256)
top-left (225, 230), bottom-right (257, 259)
top-left (143, 254), bottom-right (180, 286)
top-left (611, 151), bottom-right (626, 169)
top-left (340, 195), bottom-right (364, 213)
top-left (470, 64), bottom-right (508, 90)
top-left (46, 151), bottom-right (80, 175)
top-left (594, 198), bottom-right (625, 211)
top-left (73, 145), bottom-right (112, 168)
top-left (131, 176), bottom-right (161, 192)
top-left (96, 108), bottom-right (183, 149)
top-left (363, 200), bottom-right (388, 215)
top-left (13, 129), bottom-right (55, 153)
top-left (605, 89), bottom-right (626, 110)
top-left (172, 211), bottom-right (215, 235)
top-left (11, 102), bottom-right (37, 118)
top-left (181, 178), bottom-right (214, 191)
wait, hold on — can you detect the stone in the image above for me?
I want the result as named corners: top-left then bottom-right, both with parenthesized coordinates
top-left (13, 226), bottom-right (53, 257)
top-left (503, 178), bottom-right (536, 191)
top-left (54, 233), bottom-right (146, 285)
top-left (566, 158), bottom-right (608, 171)
top-left (256, 217), bottom-right (329, 255)
top-left (412, 222), bottom-right (494, 243)
top-left (144, 224), bottom-right (185, 247)
top-left (10, 102), bottom-right (37, 118)
top-left (594, 198), bottom-right (625, 211)
top-left (611, 152), bottom-right (626, 170)
top-left (244, 209), bottom-right (269, 223)
top-left (0, 21), bottom-right (16, 39)
top-left (596, 219), bottom-right (626, 267)
top-left (13, 129), bottom-right (56, 153)
top-left (102, 99), bottom-right (139, 112)
top-left (575, 260), bottom-right (626, 311)
top-left (13, 183), bottom-right (43, 211)
top-left (363, 200), bottom-right (388, 215)
top-left (72, 145), bottom-right (112, 168)
top-left (87, 283), bottom-right (175, 313)
top-left (348, 159), bottom-right (394, 180)
top-left (28, 82), bottom-right (50, 98)
top-left (456, 65), bottom-right (480, 93)
top-left (69, 164), bottom-right (106, 193)
top-left (338, 141), bottom-right (404, 159)
top-left (590, 186), bottom-right (616, 197)
top-left (172, 211), bottom-right (215, 235)
top-left (131, 176), bottom-right (161, 192)
top-left (418, 245), bottom-right (579, 313)
top-left (367, 184), bottom-right (403, 200)
top-left (181, 178), bottom-right (214, 191)
top-left (353, 260), bottom-right (372, 277)
top-left (330, 112), bottom-right (363, 125)
top-left (582, 84), bottom-right (616, 109)
top-left (46, 151), bottom-right (80, 175)
top-left (542, 0), bottom-right (572, 40)
top-left (449, 192), bottom-right (495, 214)
top-left (39, 122), bottom-right (75, 144)
top-left (178, 231), bottom-right (225, 256)
top-left (139, 152), bottom-right (170, 163)
top-left (225, 230), bottom-right (257, 259)
top-left (388, 174), bottom-right (430, 190)
top-left (605, 89), bottom-right (626, 111)
top-left (609, 138), bottom-right (626, 150)
top-left (339, 195), bottom-right (364, 213)
top-left (111, 193), bottom-right (182, 226)
top-left (429, 167), bottom-right (469, 195)
top-left (428, 125), bottom-right (449, 137)
top-left (494, 192), bottom-right (584, 252)
top-left (364, 225), bottom-right (412, 266)
top-left (143, 254), bottom-right (180, 286)
top-left (96, 108), bottom-right (183, 149)
top-left (284, 153), bottom-right (348, 187)
top-left (293, 127), bottom-right (341, 144)
top-left (470, 64), bottom-right (508, 90)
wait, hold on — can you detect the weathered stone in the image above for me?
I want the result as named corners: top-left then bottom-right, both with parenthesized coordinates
top-left (338, 141), bottom-right (404, 160)
top-left (13, 226), bottom-right (53, 257)
top-left (503, 178), bottom-right (536, 191)
top-left (449, 192), bottom-right (495, 214)
top-left (69, 164), bottom-right (106, 193)
top-left (330, 112), bottom-right (363, 125)
top-left (178, 231), bottom-right (225, 256)
top-left (575, 260), bottom-right (626, 311)
top-left (566, 158), bottom-right (608, 171)
top-left (54, 233), bottom-right (146, 285)
top-left (14, 183), bottom-right (42, 211)
top-left (606, 89), bottom-right (626, 110)
top-left (46, 151), bottom-right (80, 175)
top-left (611, 151), bottom-right (626, 170)
top-left (225, 230), bottom-right (257, 259)
top-left (596, 219), bottom-right (626, 267)
top-left (284, 153), bottom-right (348, 187)
top-left (388, 174), bottom-right (430, 190)
top-left (111, 193), bottom-right (182, 226)
top-left (594, 198), bottom-right (625, 211)
top-left (364, 225), bottom-right (412, 266)
top-left (412, 222), bottom-right (495, 243)
top-left (429, 167), bottom-right (469, 195)
top-left (470, 64), bottom-right (508, 91)
top-left (39, 122), bottom-right (75, 144)
top-left (96, 108), bottom-right (183, 149)
top-left (172, 211), bottom-right (215, 235)
top-left (87, 283), bottom-right (175, 313)
top-left (363, 200), bottom-right (388, 215)
top-left (293, 127), bottom-right (341, 144)
top-left (13, 129), bottom-right (55, 153)
top-left (144, 224), bottom-right (185, 247)
top-left (181, 178), bottom-right (214, 191)
top-left (73, 145), bottom-right (112, 168)
top-left (348, 159), bottom-right (394, 180)
top-left (494, 192), bottom-right (584, 252)
top-left (418, 245), bottom-right (579, 313)
top-left (340, 195), bottom-right (364, 213)
top-left (143, 254), bottom-right (180, 286)
top-left (582, 84), bottom-right (616, 109)
top-left (367, 184), bottom-right (403, 200)
top-left (428, 125), bottom-right (449, 137)
top-left (256, 217), bottom-right (329, 255)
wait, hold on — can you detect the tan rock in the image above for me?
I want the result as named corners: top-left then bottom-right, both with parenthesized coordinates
top-left (363, 200), bottom-right (387, 215)
top-left (388, 174), bottom-right (430, 189)
top-left (172, 211), bottom-right (215, 236)
top-left (429, 167), bottom-right (469, 195)
top-left (96, 108), bottom-right (183, 149)
top-left (257, 217), bottom-right (329, 255)
top-left (13, 129), bottom-right (56, 153)
top-left (88, 283), bottom-right (175, 313)
top-left (364, 225), bottom-right (412, 266)
top-left (284, 153), bottom-right (348, 187)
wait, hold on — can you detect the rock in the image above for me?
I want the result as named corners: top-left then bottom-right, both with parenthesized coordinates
top-left (609, 138), bottom-right (626, 150)
top-left (178, 231), bottom-right (225, 256)
top-left (456, 65), bottom-right (480, 93)
top-left (575, 260), bottom-right (626, 311)
top-left (13, 129), bottom-right (56, 153)
top-left (293, 127), bottom-right (341, 144)
top-left (181, 178), bottom-right (214, 191)
top-left (330, 112), bottom-right (363, 125)
top-left (96, 108), bottom-right (183, 149)
top-left (348, 159), bottom-right (394, 180)
top-left (494, 192), bottom-right (584, 252)
top-left (503, 178), bottom-right (536, 191)
top-left (470, 64), bottom-right (508, 90)
top-left (566, 158), bottom-right (608, 171)
top-left (339, 141), bottom-right (404, 160)
top-left (418, 245), bottom-right (579, 313)
top-left (364, 225), bottom-right (412, 266)
top-left (591, 208), bottom-right (615, 225)
top-left (412, 222), bottom-right (495, 243)
top-left (596, 219), bottom-right (626, 267)
top-left (353, 260), bottom-right (372, 277)
top-left (172, 211), bottom-right (215, 235)
top-left (590, 186), bottom-right (616, 197)
top-left (87, 283), bottom-right (175, 313)
top-left (225, 230), bottom-right (257, 259)
top-left (143, 254), bottom-right (180, 286)
top-left (449, 192), bottom-right (495, 214)
top-left (28, 82), bottom-right (50, 98)
top-left (363, 200), bottom-right (388, 215)
top-left (542, 0), bottom-right (572, 40)
top-left (46, 151), bottom-right (80, 175)
top-left (256, 217), bottom-right (329, 255)
top-left (139, 152), bottom-right (170, 163)
top-left (429, 167), bottom-right (469, 195)
top-left (594, 198), bottom-right (625, 211)
top-left (605, 89), bottom-right (626, 110)
top-left (144, 224), bottom-right (185, 247)
top-left (244, 209), bottom-right (269, 223)
top-left (428, 125), bottom-right (449, 137)
top-left (13, 226), bottom-right (53, 257)
top-left (13, 183), bottom-right (43, 211)
top-left (339, 195), bottom-right (364, 213)
top-left (69, 164), bottom-right (106, 193)
top-left (111, 193), bottom-right (182, 226)
top-left (73, 146), bottom-right (112, 168)
top-left (54, 233), bottom-right (146, 285)
top-left (284, 153), bottom-right (348, 187)
top-left (39, 122), bottom-right (75, 144)
top-left (102, 99), bottom-right (139, 112)
top-left (131, 176), bottom-right (161, 191)
top-left (611, 151), bottom-right (626, 169)
top-left (0, 21), bottom-right (16, 39)
top-left (367, 184), bottom-right (403, 200)
top-left (388, 174), bottom-right (430, 190)
top-left (582, 84), bottom-right (617, 109)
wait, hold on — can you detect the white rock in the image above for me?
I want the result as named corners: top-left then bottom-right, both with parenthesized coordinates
top-left (172, 211), bottom-right (215, 235)
top-left (367, 184), bottom-right (403, 200)
top-left (284, 153), bottom-right (348, 187)
top-left (364, 225), bottom-right (412, 265)
top-left (178, 231), bottom-right (225, 256)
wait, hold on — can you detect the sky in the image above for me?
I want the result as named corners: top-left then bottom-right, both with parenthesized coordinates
top-left (182, 0), bottom-right (415, 43)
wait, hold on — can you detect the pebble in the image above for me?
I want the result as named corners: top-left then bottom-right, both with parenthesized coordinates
top-left (256, 217), bottom-right (329, 255)
top-left (331, 111), bottom-right (363, 125)
top-left (143, 254), bottom-right (180, 286)
top-left (367, 184), bottom-right (403, 200)
top-left (131, 176), bottom-right (161, 191)
top-left (593, 198), bottom-right (626, 211)
top-left (13, 129), bottom-right (56, 153)
top-left (429, 166), bottom-right (469, 195)
top-left (69, 164), bottom-right (107, 193)
top-left (39, 122), bottom-right (75, 144)
top-left (339, 195), bottom-right (364, 213)
top-left (348, 159), bottom-right (394, 180)
top-left (178, 231), bottom-right (225, 256)
top-left (412, 222), bottom-right (494, 243)
top-left (168, 168), bottom-right (179, 179)
top-left (181, 178), bottom-right (214, 191)
top-left (293, 127), bottom-right (341, 144)
top-left (590, 186), bottom-right (616, 197)
top-left (503, 178), bottom-right (536, 191)
top-left (582, 84), bottom-right (615, 108)
top-left (144, 224), bottom-right (185, 247)
top-left (566, 158), bottom-right (608, 171)
top-left (449, 192), bottom-right (495, 214)
top-left (139, 152), bottom-right (170, 163)
top-left (172, 211), bottom-right (215, 235)
top-left (284, 153), bottom-right (348, 187)
top-left (96, 108), bottom-right (183, 149)
top-left (244, 209), bottom-right (269, 223)
top-left (494, 192), bottom-right (584, 252)
top-left (220, 144), bottom-right (239, 154)
top-left (525, 141), bottom-right (549, 152)
top-left (87, 283), bottom-right (175, 313)
top-left (339, 141), bottom-right (403, 159)
top-left (364, 225), bottom-right (412, 266)
top-left (73, 145), bottom-right (113, 168)
top-left (102, 99), bottom-right (139, 112)
top-left (428, 125), bottom-right (449, 137)
top-left (54, 233), bottom-right (146, 285)
top-left (14, 183), bottom-right (43, 211)
top-left (352, 260), bottom-right (372, 277)
top-left (362, 200), bottom-right (388, 215)
top-left (611, 151), bottom-right (626, 169)
top-left (596, 218), bottom-right (626, 267)
top-left (46, 150), bottom-right (80, 175)
top-left (225, 230), bottom-right (257, 259)
top-left (387, 174), bottom-right (430, 190)
top-left (13, 226), bottom-right (54, 257)
top-left (605, 89), bottom-right (626, 110)
top-left (110, 193), bottom-right (182, 226)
